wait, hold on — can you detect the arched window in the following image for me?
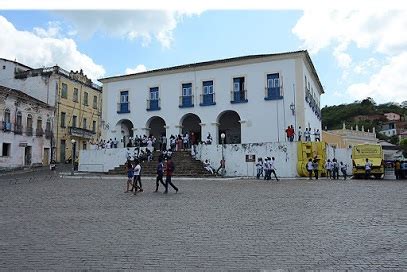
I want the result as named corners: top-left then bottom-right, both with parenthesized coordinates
top-left (4, 108), bottom-right (10, 123)
top-left (27, 114), bottom-right (33, 128)
top-left (16, 111), bottom-right (22, 126)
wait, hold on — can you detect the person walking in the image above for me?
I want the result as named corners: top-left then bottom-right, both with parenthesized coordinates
top-left (256, 158), bottom-right (264, 179)
top-left (125, 160), bottom-right (134, 193)
top-left (270, 157), bottom-right (280, 181)
top-left (307, 158), bottom-right (313, 180)
top-left (313, 156), bottom-right (319, 180)
top-left (340, 162), bottom-right (348, 180)
top-left (264, 157), bottom-right (271, 180)
top-left (155, 158), bottom-right (166, 192)
top-left (132, 159), bottom-right (143, 194)
top-left (164, 157), bottom-right (178, 194)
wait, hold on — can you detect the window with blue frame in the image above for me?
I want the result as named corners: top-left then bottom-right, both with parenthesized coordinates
top-left (117, 91), bottom-right (130, 113)
top-left (200, 81), bottom-right (215, 106)
top-left (231, 77), bottom-right (247, 103)
top-left (180, 83), bottom-right (193, 108)
top-left (265, 73), bottom-right (283, 100)
top-left (147, 87), bottom-right (160, 111)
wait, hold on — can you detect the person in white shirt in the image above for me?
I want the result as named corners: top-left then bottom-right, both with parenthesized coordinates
top-left (269, 157), bottom-right (280, 181)
top-left (340, 162), bottom-right (348, 180)
top-left (132, 159), bottom-right (143, 194)
top-left (126, 148), bottom-right (133, 161)
top-left (264, 158), bottom-right (271, 180)
top-left (365, 158), bottom-right (372, 179)
top-left (304, 128), bottom-right (311, 142)
top-left (297, 126), bottom-right (303, 141)
top-left (306, 158), bottom-right (314, 180)
top-left (325, 159), bottom-right (332, 179)
top-left (314, 129), bottom-right (321, 141)
top-left (204, 159), bottom-right (214, 174)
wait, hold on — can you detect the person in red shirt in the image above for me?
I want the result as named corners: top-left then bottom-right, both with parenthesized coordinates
top-left (164, 157), bottom-right (178, 194)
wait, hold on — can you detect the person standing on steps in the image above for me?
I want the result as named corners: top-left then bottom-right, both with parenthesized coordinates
top-left (155, 158), bottom-right (166, 192)
top-left (164, 157), bottom-right (178, 194)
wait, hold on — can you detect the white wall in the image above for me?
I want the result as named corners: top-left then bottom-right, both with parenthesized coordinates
top-left (102, 56), bottom-right (322, 146)
top-left (326, 145), bottom-right (353, 175)
top-left (78, 147), bottom-right (129, 172)
top-left (196, 142), bottom-right (298, 177)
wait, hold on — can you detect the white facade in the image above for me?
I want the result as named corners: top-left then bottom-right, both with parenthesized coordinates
top-left (0, 86), bottom-right (53, 169)
top-left (100, 51), bottom-right (323, 146)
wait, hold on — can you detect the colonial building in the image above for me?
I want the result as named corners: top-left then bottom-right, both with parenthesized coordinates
top-left (0, 85), bottom-right (53, 169)
top-left (322, 123), bottom-right (378, 149)
top-left (99, 50), bottom-right (323, 145)
top-left (0, 59), bottom-right (103, 162)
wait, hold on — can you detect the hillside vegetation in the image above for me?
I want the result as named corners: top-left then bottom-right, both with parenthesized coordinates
top-left (321, 98), bottom-right (407, 137)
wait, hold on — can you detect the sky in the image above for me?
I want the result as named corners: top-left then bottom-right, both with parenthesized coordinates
top-left (1, 1), bottom-right (407, 107)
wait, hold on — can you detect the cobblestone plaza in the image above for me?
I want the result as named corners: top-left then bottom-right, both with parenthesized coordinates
top-left (1, 171), bottom-right (406, 270)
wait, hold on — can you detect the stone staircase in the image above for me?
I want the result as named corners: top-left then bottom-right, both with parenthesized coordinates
top-left (108, 151), bottom-right (214, 177)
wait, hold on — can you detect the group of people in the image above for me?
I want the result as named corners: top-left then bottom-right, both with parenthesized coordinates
top-left (306, 156), bottom-right (348, 180)
top-left (89, 138), bottom-right (119, 149)
top-left (285, 125), bottom-right (321, 142)
top-left (203, 159), bottom-right (226, 176)
top-left (125, 156), bottom-right (179, 195)
top-left (255, 157), bottom-right (279, 181)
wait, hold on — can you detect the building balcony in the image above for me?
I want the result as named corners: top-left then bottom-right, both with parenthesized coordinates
top-left (36, 128), bottom-right (44, 137)
top-left (179, 95), bottom-right (194, 108)
top-left (231, 90), bottom-right (248, 104)
top-left (14, 124), bottom-right (23, 135)
top-left (2, 121), bottom-right (12, 132)
top-left (25, 127), bottom-right (33, 136)
top-left (45, 129), bottom-right (52, 139)
top-left (199, 93), bottom-right (216, 106)
top-left (147, 99), bottom-right (161, 111)
top-left (264, 87), bottom-right (283, 100)
top-left (117, 102), bottom-right (130, 114)
top-left (69, 126), bottom-right (95, 139)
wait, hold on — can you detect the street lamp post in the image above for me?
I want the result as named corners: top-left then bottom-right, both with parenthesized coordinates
top-left (71, 139), bottom-right (76, 176)
top-left (221, 133), bottom-right (226, 177)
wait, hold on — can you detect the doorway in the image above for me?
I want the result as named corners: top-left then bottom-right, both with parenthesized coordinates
top-left (24, 146), bottom-right (32, 166)
top-left (43, 148), bottom-right (50, 165)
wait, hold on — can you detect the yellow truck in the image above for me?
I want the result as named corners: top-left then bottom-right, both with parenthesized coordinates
top-left (352, 144), bottom-right (384, 179)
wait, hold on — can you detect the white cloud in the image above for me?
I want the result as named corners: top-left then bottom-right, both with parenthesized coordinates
top-left (57, 10), bottom-right (199, 48)
top-left (292, 9), bottom-right (407, 103)
top-left (33, 21), bottom-right (63, 38)
top-left (0, 16), bottom-right (105, 81)
top-left (125, 64), bottom-right (147, 74)
top-left (347, 52), bottom-right (407, 103)
top-left (292, 10), bottom-right (407, 56)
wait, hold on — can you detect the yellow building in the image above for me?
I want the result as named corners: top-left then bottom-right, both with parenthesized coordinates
top-left (54, 69), bottom-right (102, 162)
top-left (322, 123), bottom-right (378, 149)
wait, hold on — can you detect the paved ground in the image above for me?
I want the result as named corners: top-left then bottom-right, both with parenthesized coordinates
top-left (0, 170), bottom-right (406, 270)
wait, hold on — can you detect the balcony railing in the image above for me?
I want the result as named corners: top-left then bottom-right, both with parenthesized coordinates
top-left (25, 127), bottom-right (33, 136)
top-left (230, 90), bottom-right (248, 104)
top-left (36, 128), bottom-right (44, 137)
top-left (14, 124), bottom-right (23, 135)
top-left (69, 126), bottom-right (95, 139)
top-left (117, 102), bottom-right (130, 113)
top-left (2, 121), bottom-right (12, 132)
top-left (264, 87), bottom-right (283, 100)
top-left (146, 99), bottom-right (161, 111)
top-left (199, 93), bottom-right (216, 106)
top-left (45, 129), bottom-right (52, 139)
top-left (179, 95), bottom-right (194, 108)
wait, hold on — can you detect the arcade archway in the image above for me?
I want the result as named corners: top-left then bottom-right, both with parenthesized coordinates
top-left (217, 110), bottom-right (241, 144)
top-left (115, 119), bottom-right (134, 147)
top-left (146, 116), bottom-right (166, 139)
top-left (180, 113), bottom-right (201, 145)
